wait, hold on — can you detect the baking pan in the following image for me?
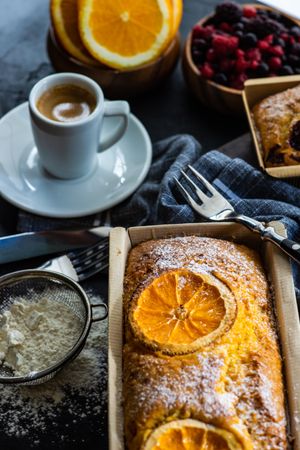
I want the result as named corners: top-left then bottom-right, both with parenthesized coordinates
top-left (108, 222), bottom-right (300, 449)
top-left (243, 75), bottom-right (300, 178)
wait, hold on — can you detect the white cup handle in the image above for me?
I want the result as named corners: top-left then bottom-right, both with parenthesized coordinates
top-left (99, 100), bottom-right (130, 152)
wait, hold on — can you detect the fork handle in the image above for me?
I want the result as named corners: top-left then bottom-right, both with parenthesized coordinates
top-left (234, 215), bottom-right (300, 265)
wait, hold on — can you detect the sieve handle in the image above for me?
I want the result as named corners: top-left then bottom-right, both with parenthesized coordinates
top-left (91, 303), bottom-right (108, 322)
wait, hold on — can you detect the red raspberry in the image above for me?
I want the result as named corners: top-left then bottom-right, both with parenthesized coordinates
top-left (289, 36), bottom-right (296, 45)
top-left (268, 56), bottom-right (282, 71)
top-left (236, 48), bottom-right (245, 59)
top-left (212, 34), bottom-right (238, 56)
top-left (280, 33), bottom-right (289, 42)
top-left (201, 63), bottom-right (214, 79)
top-left (228, 36), bottom-right (239, 51)
top-left (219, 58), bottom-right (234, 72)
top-left (235, 58), bottom-right (249, 73)
top-left (193, 25), bottom-right (215, 40)
top-left (219, 22), bottom-right (233, 33)
top-left (231, 73), bottom-right (248, 90)
top-left (245, 48), bottom-right (262, 62)
top-left (206, 48), bottom-right (216, 62)
top-left (249, 60), bottom-right (259, 70)
top-left (269, 45), bottom-right (284, 56)
top-left (243, 5), bottom-right (257, 18)
top-left (258, 40), bottom-right (270, 52)
top-left (264, 34), bottom-right (274, 44)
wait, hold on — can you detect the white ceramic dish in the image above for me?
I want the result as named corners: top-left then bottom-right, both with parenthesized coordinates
top-left (0, 102), bottom-right (152, 218)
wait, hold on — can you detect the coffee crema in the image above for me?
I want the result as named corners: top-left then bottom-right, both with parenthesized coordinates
top-left (36, 84), bottom-right (96, 123)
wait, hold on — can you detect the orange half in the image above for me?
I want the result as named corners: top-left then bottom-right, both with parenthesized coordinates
top-left (78, 0), bottom-right (173, 69)
top-left (129, 269), bottom-right (237, 355)
top-left (143, 419), bottom-right (244, 450)
top-left (171, 0), bottom-right (183, 36)
top-left (50, 0), bottom-right (99, 65)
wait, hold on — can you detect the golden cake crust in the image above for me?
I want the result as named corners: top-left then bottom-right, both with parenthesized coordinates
top-left (252, 84), bottom-right (300, 167)
top-left (123, 236), bottom-right (287, 450)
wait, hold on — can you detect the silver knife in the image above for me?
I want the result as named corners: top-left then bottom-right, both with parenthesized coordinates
top-left (0, 227), bottom-right (111, 264)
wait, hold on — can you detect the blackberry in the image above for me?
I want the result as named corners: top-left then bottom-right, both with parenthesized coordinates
top-left (287, 54), bottom-right (300, 68)
top-left (214, 1), bottom-right (242, 23)
top-left (257, 9), bottom-right (269, 18)
top-left (257, 8), bottom-right (269, 19)
top-left (241, 17), bottom-right (250, 26)
top-left (240, 33), bottom-right (257, 49)
top-left (289, 121), bottom-right (300, 151)
top-left (246, 17), bottom-right (284, 38)
top-left (279, 65), bottom-right (294, 75)
top-left (255, 62), bottom-right (269, 76)
top-left (235, 30), bottom-right (243, 38)
top-left (291, 26), bottom-right (300, 38)
top-left (213, 73), bottom-right (228, 84)
top-left (290, 42), bottom-right (300, 55)
top-left (233, 22), bottom-right (244, 31)
top-left (192, 50), bottom-right (205, 65)
top-left (273, 37), bottom-right (286, 48)
top-left (268, 11), bottom-right (283, 22)
top-left (192, 38), bottom-right (208, 50)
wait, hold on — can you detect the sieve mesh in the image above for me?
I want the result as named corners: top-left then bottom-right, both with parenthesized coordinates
top-left (0, 271), bottom-right (91, 385)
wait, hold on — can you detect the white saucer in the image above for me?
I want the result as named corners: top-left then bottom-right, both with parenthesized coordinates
top-left (0, 102), bottom-right (152, 218)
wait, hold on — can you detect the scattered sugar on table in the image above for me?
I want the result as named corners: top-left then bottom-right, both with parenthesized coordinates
top-left (0, 291), bottom-right (108, 446)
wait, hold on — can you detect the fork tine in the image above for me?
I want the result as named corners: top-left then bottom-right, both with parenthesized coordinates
top-left (68, 238), bottom-right (109, 281)
top-left (174, 177), bottom-right (203, 211)
top-left (77, 259), bottom-right (109, 281)
top-left (73, 253), bottom-right (108, 276)
top-left (180, 170), bottom-right (208, 203)
top-left (67, 238), bottom-right (109, 262)
top-left (69, 244), bottom-right (108, 267)
top-left (188, 165), bottom-right (221, 197)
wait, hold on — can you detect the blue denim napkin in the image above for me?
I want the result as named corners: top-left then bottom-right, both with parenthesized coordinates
top-left (18, 134), bottom-right (300, 305)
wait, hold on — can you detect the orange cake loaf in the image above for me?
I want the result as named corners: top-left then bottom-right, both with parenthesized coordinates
top-left (252, 84), bottom-right (300, 167)
top-left (122, 236), bottom-right (287, 450)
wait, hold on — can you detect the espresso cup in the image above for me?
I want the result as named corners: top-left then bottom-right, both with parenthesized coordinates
top-left (29, 73), bottom-right (130, 179)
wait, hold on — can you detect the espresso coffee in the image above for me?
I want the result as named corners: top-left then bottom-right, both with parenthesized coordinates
top-left (36, 84), bottom-right (96, 123)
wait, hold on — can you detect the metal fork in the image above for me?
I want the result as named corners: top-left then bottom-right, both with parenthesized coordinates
top-left (175, 165), bottom-right (300, 265)
top-left (39, 238), bottom-right (109, 281)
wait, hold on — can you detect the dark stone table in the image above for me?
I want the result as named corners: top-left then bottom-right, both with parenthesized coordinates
top-left (0, 0), bottom-right (252, 449)
top-left (0, 0), bottom-right (252, 237)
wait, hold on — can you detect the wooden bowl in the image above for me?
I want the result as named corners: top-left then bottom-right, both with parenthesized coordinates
top-left (47, 28), bottom-right (180, 99)
top-left (182, 4), bottom-right (300, 115)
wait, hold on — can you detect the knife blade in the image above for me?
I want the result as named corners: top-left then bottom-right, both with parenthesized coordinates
top-left (0, 227), bottom-right (111, 264)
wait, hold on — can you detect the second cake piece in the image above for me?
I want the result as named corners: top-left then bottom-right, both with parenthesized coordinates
top-left (252, 83), bottom-right (300, 167)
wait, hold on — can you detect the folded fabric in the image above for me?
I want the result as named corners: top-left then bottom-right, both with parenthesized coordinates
top-left (18, 134), bottom-right (300, 305)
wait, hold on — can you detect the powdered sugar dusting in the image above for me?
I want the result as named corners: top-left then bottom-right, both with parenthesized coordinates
top-left (0, 291), bottom-right (107, 447)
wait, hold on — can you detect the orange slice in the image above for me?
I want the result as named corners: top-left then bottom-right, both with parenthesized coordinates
top-left (50, 0), bottom-right (99, 65)
top-left (129, 269), bottom-right (237, 355)
top-left (78, 0), bottom-right (173, 69)
top-left (171, 0), bottom-right (183, 36)
top-left (143, 419), bottom-right (244, 450)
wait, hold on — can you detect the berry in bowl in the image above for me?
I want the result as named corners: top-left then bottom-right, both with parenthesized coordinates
top-left (182, 2), bottom-right (300, 115)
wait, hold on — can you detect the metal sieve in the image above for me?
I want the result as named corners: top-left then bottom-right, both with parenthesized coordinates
top-left (0, 269), bottom-right (107, 385)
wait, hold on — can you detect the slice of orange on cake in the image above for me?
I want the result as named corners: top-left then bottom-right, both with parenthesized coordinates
top-left (143, 419), bottom-right (244, 450)
top-left (129, 269), bottom-right (237, 355)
